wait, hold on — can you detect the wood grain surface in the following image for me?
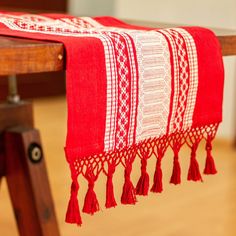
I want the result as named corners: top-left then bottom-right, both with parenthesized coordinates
top-left (0, 37), bottom-right (64, 76)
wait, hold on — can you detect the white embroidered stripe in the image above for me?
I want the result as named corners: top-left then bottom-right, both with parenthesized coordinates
top-left (60, 18), bottom-right (94, 29)
top-left (0, 15), bottom-right (101, 36)
top-left (166, 29), bottom-right (190, 131)
top-left (99, 34), bottom-right (119, 151)
top-left (110, 32), bottom-right (130, 149)
top-left (173, 28), bottom-right (198, 130)
top-left (164, 28), bottom-right (198, 131)
top-left (118, 32), bottom-right (137, 146)
top-left (108, 30), bottom-right (138, 147)
top-left (80, 17), bottom-right (104, 28)
top-left (159, 29), bottom-right (180, 134)
top-left (130, 31), bottom-right (172, 142)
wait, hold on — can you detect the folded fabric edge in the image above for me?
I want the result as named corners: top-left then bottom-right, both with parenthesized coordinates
top-left (65, 122), bottom-right (219, 226)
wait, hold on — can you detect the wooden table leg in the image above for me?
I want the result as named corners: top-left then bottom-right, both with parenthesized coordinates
top-left (0, 101), bottom-right (60, 236)
top-left (4, 127), bottom-right (60, 236)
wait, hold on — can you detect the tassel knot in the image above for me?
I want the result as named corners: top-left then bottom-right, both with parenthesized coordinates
top-left (88, 181), bottom-right (95, 189)
top-left (125, 164), bottom-right (132, 180)
top-left (105, 164), bottom-right (117, 208)
top-left (82, 170), bottom-right (100, 215)
top-left (187, 144), bottom-right (203, 182)
top-left (206, 141), bottom-right (212, 151)
top-left (121, 164), bottom-right (137, 204)
top-left (107, 165), bottom-right (115, 183)
top-left (170, 149), bottom-right (181, 185)
top-left (204, 139), bottom-right (217, 175)
top-left (136, 157), bottom-right (150, 196)
top-left (141, 158), bottom-right (148, 173)
top-left (65, 178), bottom-right (82, 226)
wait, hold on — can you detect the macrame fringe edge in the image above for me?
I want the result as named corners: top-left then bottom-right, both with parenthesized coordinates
top-left (65, 123), bottom-right (219, 226)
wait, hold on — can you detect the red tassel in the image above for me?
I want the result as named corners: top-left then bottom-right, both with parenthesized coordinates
top-left (65, 179), bottom-right (82, 226)
top-left (188, 145), bottom-right (203, 182)
top-left (121, 164), bottom-right (137, 204)
top-left (170, 153), bottom-right (181, 185)
top-left (136, 158), bottom-right (149, 196)
top-left (151, 158), bottom-right (163, 193)
top-left (82, 171), bottom-right (100, 215)
top-left (105, 165), bottom-right (117, 208)
top-left (204, 139), bottom-right (217, 175)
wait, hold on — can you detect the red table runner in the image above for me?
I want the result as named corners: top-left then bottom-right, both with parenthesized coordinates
top-left (0, 12), bottom-right (224, 226)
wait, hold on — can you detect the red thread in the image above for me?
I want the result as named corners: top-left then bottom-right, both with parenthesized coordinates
top-left (187, 144), bottom-right (203, 181)
top-left (65, 179), bottom-right (82, 226)
top-left (105, 164), bottom-right (117, 208)
top-left (121, 164), bottom-right (137, 204)
top-left (204, 138), bottom-right (217, 175)
top-left (67, 124), bottom-right (219, 222)
top-left (170, 152), bottom-right (181, 185)
top-left (136, 158), bottom-right (149, 196)
top-left (151, 158), bottom-right (163, 193)
top-left (82, 170), bottom-right (100, 215)
top-left (170, 142), bottom-right (182, 185)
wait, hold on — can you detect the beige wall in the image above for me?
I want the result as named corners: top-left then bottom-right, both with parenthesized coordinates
top-left (115, 0), bottom-right (236, 29)
top-left (68, 0), bottom-right (115, 16)
top-left (68, 0), bottom-right (236, 139)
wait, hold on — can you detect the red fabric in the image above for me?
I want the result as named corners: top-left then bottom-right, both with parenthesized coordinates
top-left (187, 27), bottom-right (224, 126)
top-left (0, 12), bottom-right (224, 226)
top-left (65, 37), bottom-right (107, 157)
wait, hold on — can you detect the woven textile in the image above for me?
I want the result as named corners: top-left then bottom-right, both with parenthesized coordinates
top-left (0, 12), bottom-right (224, 225)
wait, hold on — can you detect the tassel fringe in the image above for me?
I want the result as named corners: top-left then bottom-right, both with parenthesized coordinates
top-left (105, 165), bottom-right (117, 208)
top-left (82, 182), bottom-right (100, 214)
top-left (170, 153), bottom-right (181, 185)
top-left (136, 158), bottom-right (150, 196)
top-left (151, 158), bottom-right (163, 193)
top-left (65, 179), bottom-right (82, 226)
top-left (82, 170), bottom-right (100, 215)
top-left (204, 139), bottom-right (217, 175)
top-left (65, 123), bottom-right (219, 224)
top-left (121, 164), bottom-right (137, 204)
top-left (187, 144), bottom-right (203, 182)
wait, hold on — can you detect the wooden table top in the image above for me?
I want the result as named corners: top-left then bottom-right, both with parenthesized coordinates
top-left (0, 20), bottom-right (235, 76)
top-left (0, 37), bottom-right (64, 76)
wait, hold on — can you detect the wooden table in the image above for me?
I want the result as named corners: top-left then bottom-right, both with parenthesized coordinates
top-left (0, 22), bottom-right (235, 236)
top-left (0, 37), bottom-right (63, 236)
